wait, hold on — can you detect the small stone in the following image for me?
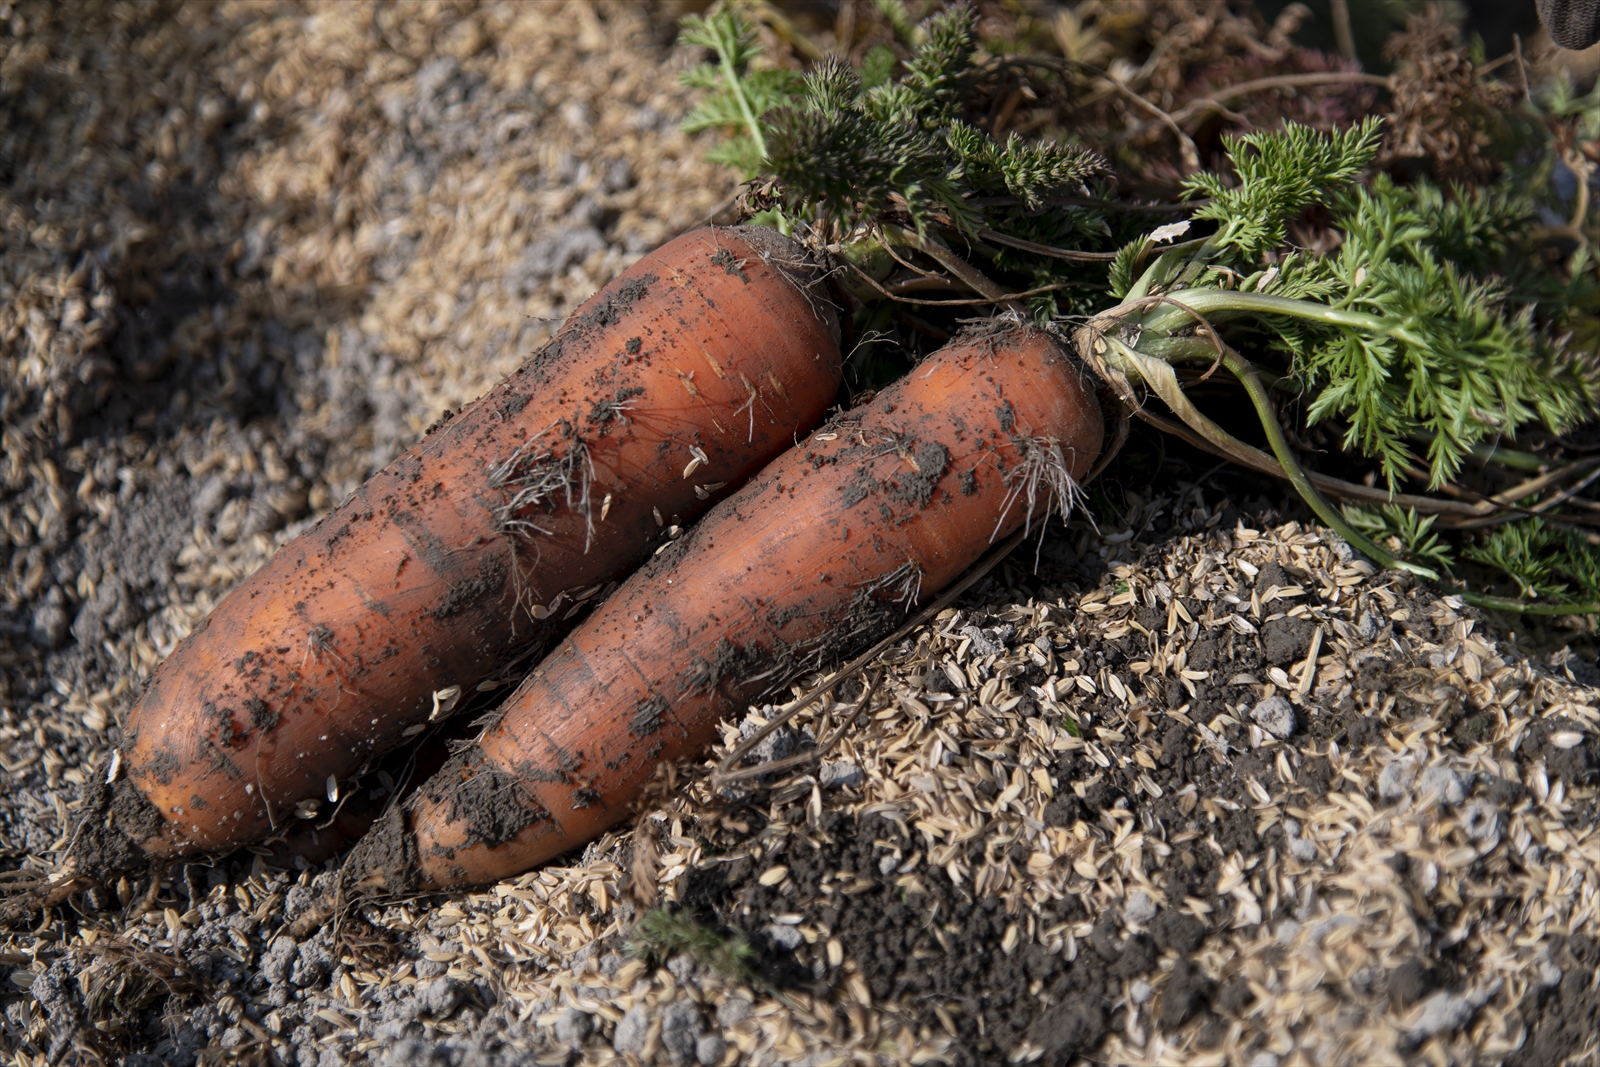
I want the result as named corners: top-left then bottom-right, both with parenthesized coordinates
top-left (696, 1033), bottom-right (728, 1066)
top-left (1378, 758), bottom-right (1416, 801)
top-left (416, 977), bottom-right (462, 1018)
top-left (1123, 891), bottom-right (1157, 926)
top-left (613, 1005), bottom-right (649, 1056)
top-left (261, 935), bottom-right (299, 986)
top-left (283, 884), bottom-right (315, 923)
top-left (1130, 979), bottom-right (1153, 1004)
top-left (740, 711), bottom-right (795, 763)
top-left (715, 996), bottom-right (751, 1027)
top-left (1408, 990), bottom-right (1485, 1039)
top-left (667, 954), bottom-right (697, 984)
top-left (660, 1001), bottom-right (700, 1066)
top-left (1251, 695), bottom-right (1295, 739)
top-left (1282, 819), bottom-right (1317, 862)
top-left (555, 1006), bottom-right (592, 1047)
top-left (763, 923), bottom-right (803, 951)
top-left (961, 625), bottom-right (999, 657)
top-left (1417, 765), bottom-right (1466, 806)
top-left (819, 759), bottom-right (864, 789)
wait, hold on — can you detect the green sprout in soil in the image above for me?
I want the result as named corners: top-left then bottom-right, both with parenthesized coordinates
top-left (678, 1), bottom-right (1600, 617)
top-left (625, 906), bottom-right (757, 986)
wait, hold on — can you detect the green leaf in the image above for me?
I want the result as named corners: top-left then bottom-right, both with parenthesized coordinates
top-left (1108, 238), bottom-right (1143, 300)
top-left (1341, 504), bottom-right (1455, 573)
top-left (861, 43), bottom-right (898, 89)
top-left (1184, 119), bottom-right (1383, 264)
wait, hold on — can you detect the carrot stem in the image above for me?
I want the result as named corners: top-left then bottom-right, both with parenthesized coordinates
top-left (1223, 348), bottom-right (1435, 579)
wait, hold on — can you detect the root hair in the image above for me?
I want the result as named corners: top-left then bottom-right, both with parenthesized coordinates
top-left (488, 434), bottom-right (597, 551)
top-left (993, 435), bottom-right (1089, 569)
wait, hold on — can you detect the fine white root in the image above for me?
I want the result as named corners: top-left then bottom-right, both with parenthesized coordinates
top-left (488, 434), bottom-right (597, 552)
top-left (876, 559), bottom-right (925, 609)
top-left (994, 435), bottom-right (1089, 568)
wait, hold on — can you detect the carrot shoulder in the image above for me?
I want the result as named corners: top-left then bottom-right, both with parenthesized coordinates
top-left (351, 325), bottom-right (1102, 892)
top-left (105, 226), bottom-right (841, 862)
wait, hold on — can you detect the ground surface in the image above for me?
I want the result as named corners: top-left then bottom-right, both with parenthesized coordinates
top-left (3, 3), bottom-right (1600, 1066)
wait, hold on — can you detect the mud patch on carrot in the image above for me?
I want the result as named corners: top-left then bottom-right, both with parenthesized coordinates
top-left (710, 246), bottom-right (749, 282)
top-left (417, 750), bottom-right (550, 851)
top-left (585, 385), bottom-right (644, 434)
top-left (580, 272), bottom-right (658, 330)
top-left (725, 224), bottom-right (843, 338)
top-left (142, 748), bottom-right (180, 786)
top-left (341, 805), bottom-right (421, 896)
top-left (428, 554), bottom-right (508, 621)
top-left (629, 693), bottom-right (670, 738)
top-left (885, 440), bottom-right (950, 508)
top-left (247, 697), bottom-right (279, 734)
top-left (677, 637), bottom-right (757, 698)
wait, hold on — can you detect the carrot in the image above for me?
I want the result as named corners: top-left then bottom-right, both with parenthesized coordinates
top-left (96, 226), bottom-right (842, 866)
top-left (341, 324), bottom-right (1102, 893)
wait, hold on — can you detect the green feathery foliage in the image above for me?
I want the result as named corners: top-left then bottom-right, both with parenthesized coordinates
top-left (686, 3), bottom-right (1106, 241)
top-left (1130, 129), bottom-right (1596, 492)
top-left (1342, 504), bottom-right (1455, 574)
top-left (1183, 119), bottom-right (1384, 263)
top-left (1462, 519), bottom-right (1600, 603)
top-left (679, 6), bottom-right (800, 177)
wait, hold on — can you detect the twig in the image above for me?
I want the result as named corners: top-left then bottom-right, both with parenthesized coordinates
top-left (1329, 0), bottom-right (1356, 64)
top-left (969, 194), bottom-right (1201, 214)
top-left (1169, 71), bottom-right (1388, 125)
top-left (1446, 462), bottom-right (1600, 531)
top-left (885, 276), bottom-right (968, 296)
top-left (711, 673), bottom-right (879, 786)
top-left (975, 225), bottom-right (1119, 263)
top-left (1009, 54), bottom-right (1199, 170)
top-left (842, 257), bottom-right (1087, 307)
top-left (1104, 76), bottom-right (1199, 171)
top-left (880, 223), bottom-right (1022, 311)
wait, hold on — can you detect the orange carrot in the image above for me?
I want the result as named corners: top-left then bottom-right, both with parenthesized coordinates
top-left (343, 325), bottom-right (1102, 892)
top-left (98, 226), bottom-right (842, 865)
